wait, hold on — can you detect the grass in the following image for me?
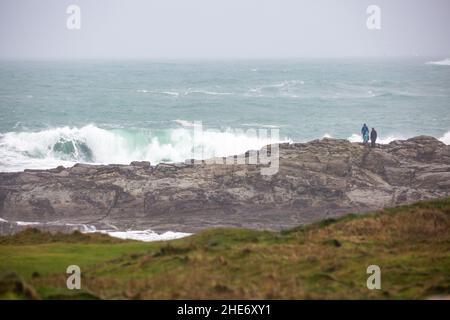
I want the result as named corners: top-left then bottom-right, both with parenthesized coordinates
top-left (1, 197), bottom-right (449, 299)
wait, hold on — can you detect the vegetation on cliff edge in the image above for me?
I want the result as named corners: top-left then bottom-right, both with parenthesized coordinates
top-left (0, 197), bottom-right (449, 299)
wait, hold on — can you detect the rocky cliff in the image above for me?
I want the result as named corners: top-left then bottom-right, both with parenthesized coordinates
top-left (1, 136), bottom-right (449, 234)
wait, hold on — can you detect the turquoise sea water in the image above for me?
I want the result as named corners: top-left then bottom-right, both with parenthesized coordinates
top-left (0, 58), bottom-right (449, 171)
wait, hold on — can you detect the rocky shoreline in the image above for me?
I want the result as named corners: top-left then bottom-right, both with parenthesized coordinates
top-left (1, 136), bottom-right (449, 235)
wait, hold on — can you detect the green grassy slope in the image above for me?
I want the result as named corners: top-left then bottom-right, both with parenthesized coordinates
top-left (1, 198), bottom-right (449, 299)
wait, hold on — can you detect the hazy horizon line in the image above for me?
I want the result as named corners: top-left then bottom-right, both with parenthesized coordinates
top-left (0, 55), bottom-right (448, 63)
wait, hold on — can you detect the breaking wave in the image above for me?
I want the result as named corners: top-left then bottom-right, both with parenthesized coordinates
top-left (0, 124), bottom-right (287, 172)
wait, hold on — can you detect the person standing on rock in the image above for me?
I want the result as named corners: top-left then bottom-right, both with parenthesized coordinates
top-left (361, 124), bottom-right (369, 144)
top-left (370, 128), bottom-right (378, 148)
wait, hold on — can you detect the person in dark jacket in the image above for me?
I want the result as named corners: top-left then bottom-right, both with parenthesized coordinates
top-left (370, 128), bottom-right (377, 148)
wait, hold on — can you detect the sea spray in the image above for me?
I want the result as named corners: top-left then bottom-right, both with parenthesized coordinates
top-left (0, 124), bottom-right (289, 172)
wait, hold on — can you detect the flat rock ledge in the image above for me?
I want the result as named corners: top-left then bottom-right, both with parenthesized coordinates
top-left (1, 135), bottom-right (449, 234)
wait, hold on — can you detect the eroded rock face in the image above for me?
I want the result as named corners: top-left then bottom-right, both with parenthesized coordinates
top-left (0, 136), bottom-right (449, 233)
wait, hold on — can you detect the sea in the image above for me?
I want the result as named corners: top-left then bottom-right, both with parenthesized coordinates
top-left (1, 58), bottom-right (450, 172)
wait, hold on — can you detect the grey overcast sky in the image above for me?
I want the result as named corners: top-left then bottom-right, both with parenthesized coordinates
top-left (0, 0), bottom-right (449, 59)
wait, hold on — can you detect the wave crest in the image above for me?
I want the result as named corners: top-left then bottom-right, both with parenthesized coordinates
top-left (0, 124), bottom-right (287, 172)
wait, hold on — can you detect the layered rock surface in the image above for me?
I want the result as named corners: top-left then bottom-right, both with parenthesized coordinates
top-left (1, 136), bottom-right (449, 234)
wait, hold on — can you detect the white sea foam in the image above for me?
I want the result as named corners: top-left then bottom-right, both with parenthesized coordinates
top-left (23, 220), bottom-right (190, 242)
top-left (173, 119), bottom-right (198, 128)
top-left (60, 223), bottom-right (97, 233)
top-left (137, 89), bottom-right (179, 96)
top-left (15, 221), bottom-right (41, 226)
top-left (439, 130), bottom-right (450, 145)
top-left (184, 89), bottom-right (233, 96)
top-left (426, 58), bottom-right (450, 66)
top-left (161, 91), bottom-right (180, 97)
top-left (241, 123), bottom-right (281, 129)
top-left (101, 230), bottom-right (192, 242)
